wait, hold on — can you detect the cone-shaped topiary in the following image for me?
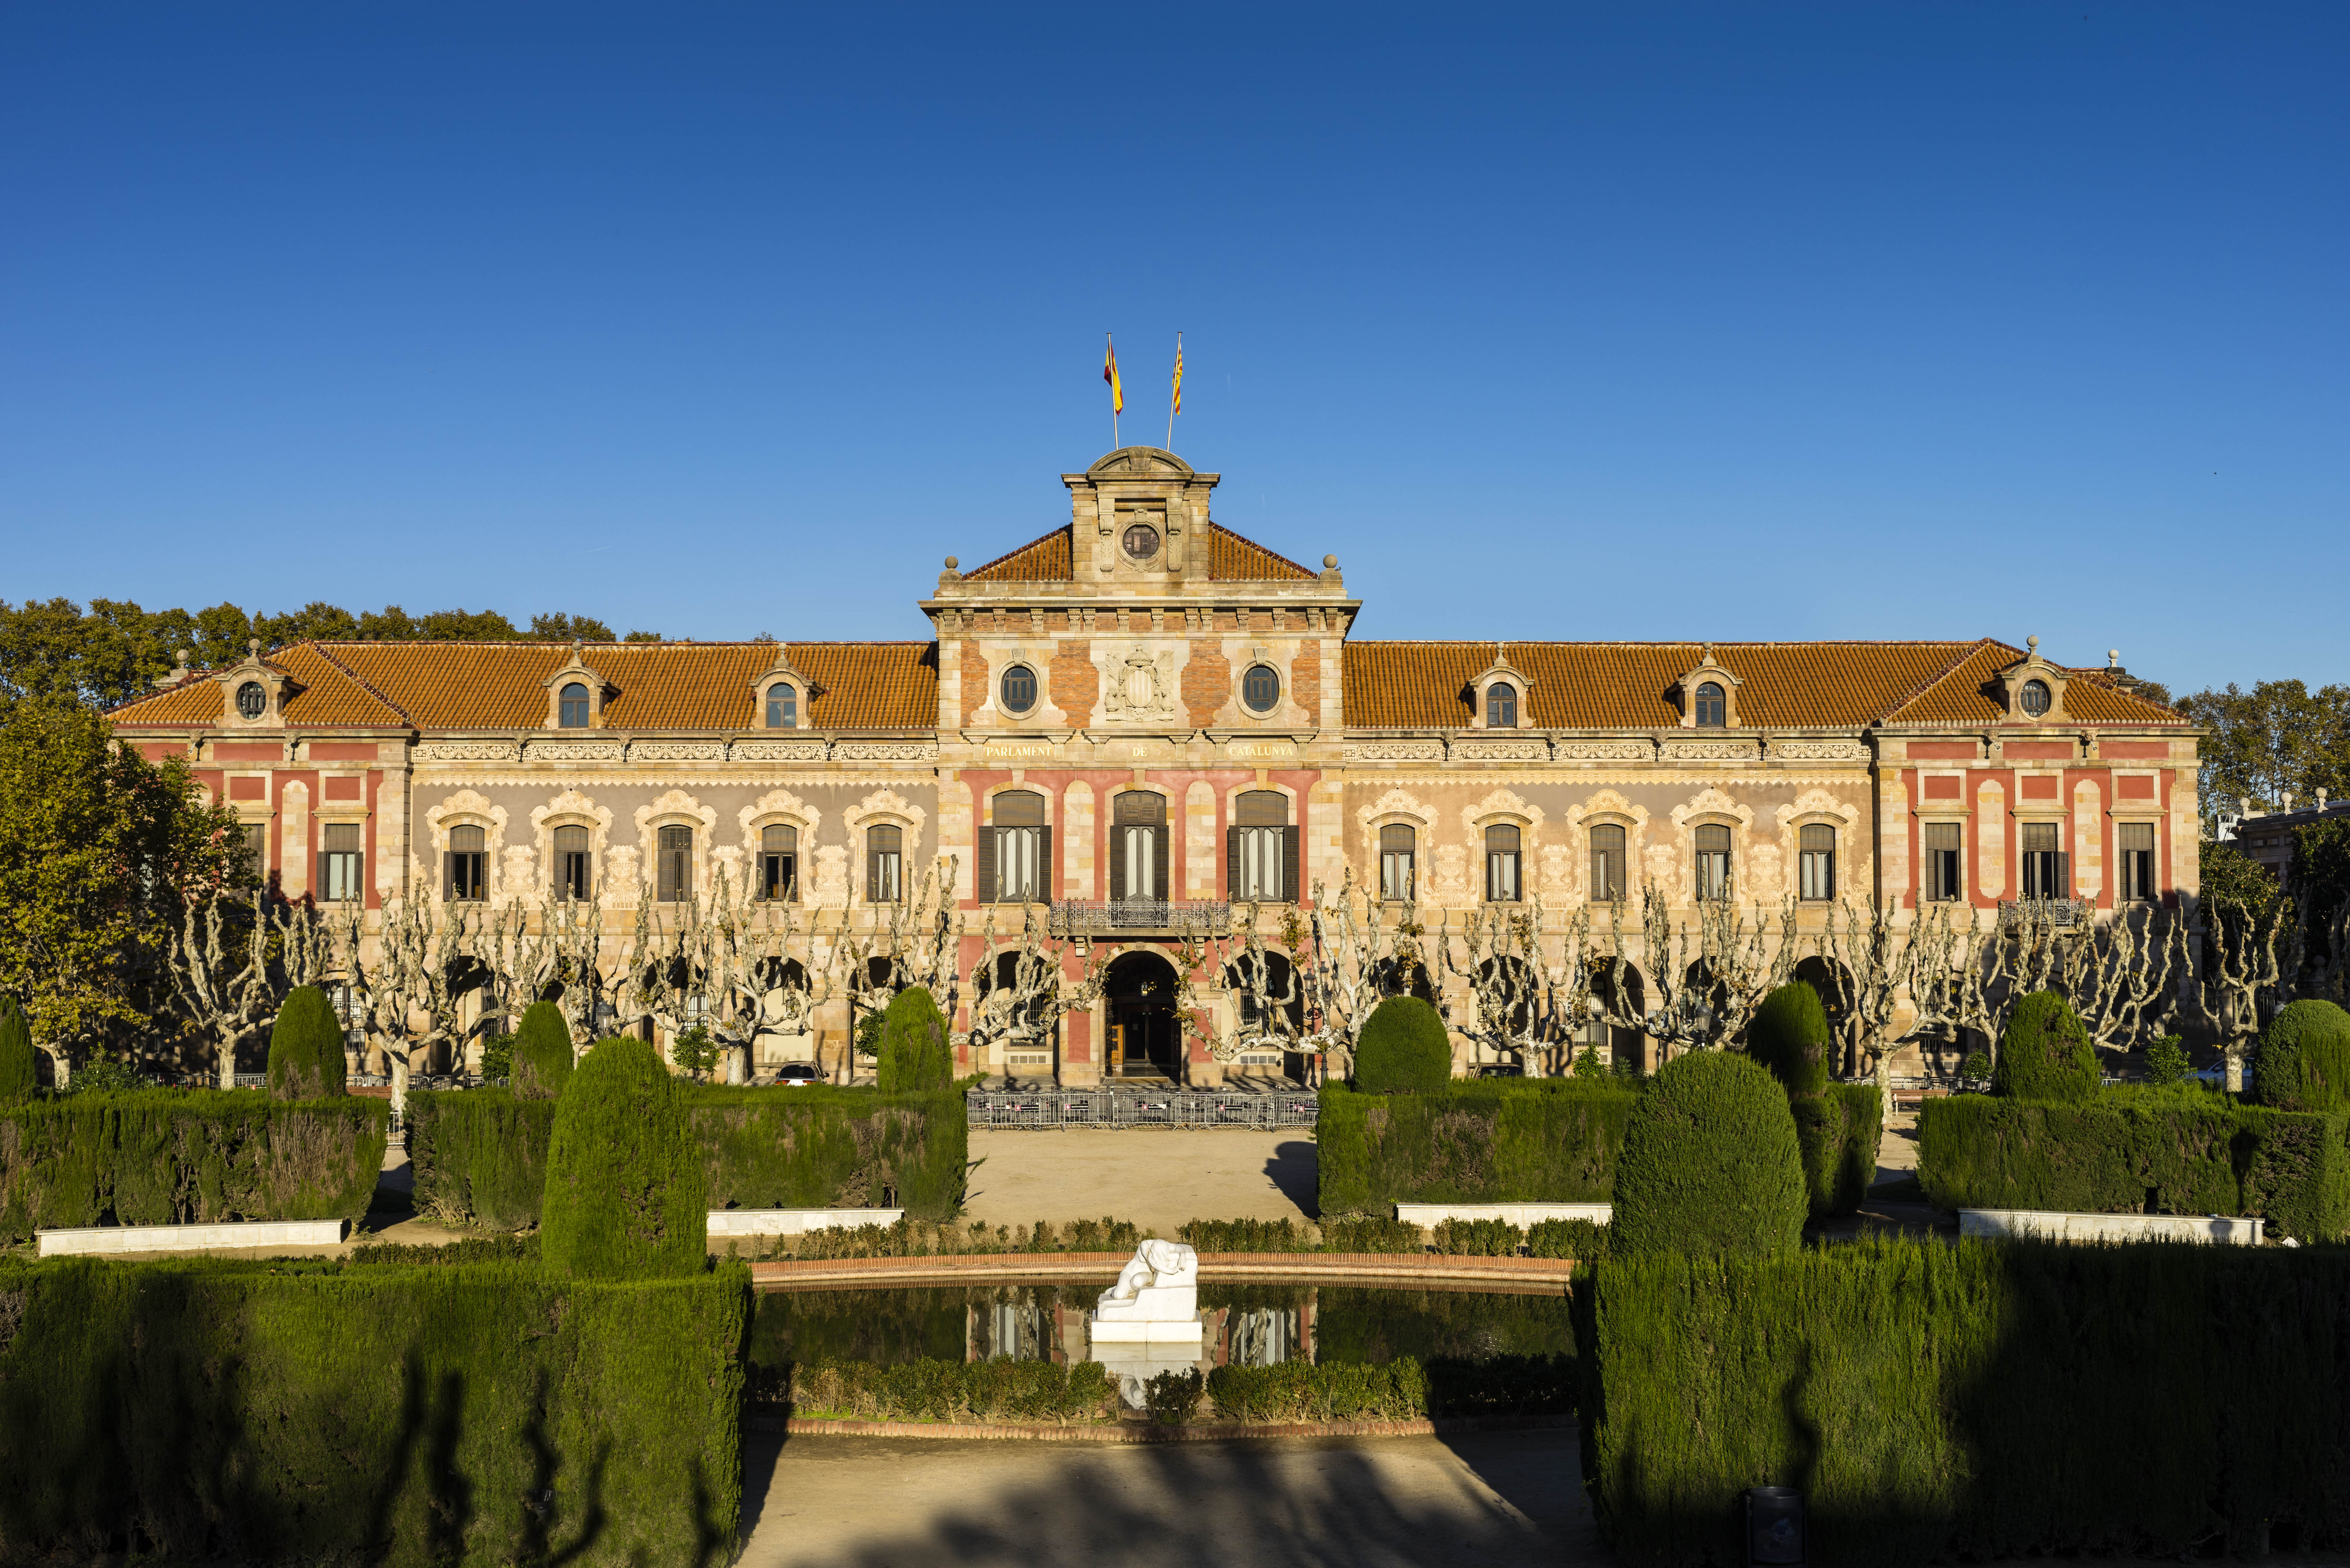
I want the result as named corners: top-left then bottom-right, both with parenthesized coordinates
top-left (1613, 1049), bottom-right (1807, 1258)
top-left (540, 1035), bottom-right (707, 1279)
top-left (1353, 995), bottom-right (1454, 1093)
top-left (0, 996), bottom-right (34, 1104)
top-left (876, 987), bottom-right (953, 1092)
top-left (266, 985), bottom-right (347, 1100)
top-left (2255, 999), bottom-right (2350, 1113)
top-left (1748, 981), bottom-right (1831, 1096)
top-left (512, 1000), bottom-right (575, 1100)
top-left (1991, 990), bottom-right (2100, 1102)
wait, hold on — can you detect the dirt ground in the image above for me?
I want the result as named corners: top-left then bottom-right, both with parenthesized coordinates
top-left (962, 1128), bottom-right (1319, 1236)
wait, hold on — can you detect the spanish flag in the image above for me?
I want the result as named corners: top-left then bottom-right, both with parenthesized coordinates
top-left (1103, 335), bottom-right (1123, 415)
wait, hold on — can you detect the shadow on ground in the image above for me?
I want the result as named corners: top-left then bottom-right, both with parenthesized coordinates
top-left (1263, 1140), bottom-right (1319, 1219)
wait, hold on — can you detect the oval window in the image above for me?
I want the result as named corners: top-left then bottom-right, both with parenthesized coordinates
top-left (1122, 523), bottom-right (1160, 560)
top-left (1000, 664), bottom-right (1038, 715)
top-left (1242, 664), bottom-right (1280, 714)
top-left (235, 681), bottom-right (267, 720)
top-left (2020, 679), bottom-right (2052, 717)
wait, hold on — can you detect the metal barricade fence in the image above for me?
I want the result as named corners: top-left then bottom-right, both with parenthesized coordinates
top-left (965, 1089), bottom-right (1318, 1130)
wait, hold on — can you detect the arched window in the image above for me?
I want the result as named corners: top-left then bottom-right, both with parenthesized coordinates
top-left (1694, 682), bottom-right (1725, 727)
top-left (554, 824), bottom-right (592, 901)
top-left (760, 824), bottom-right (798, 901)
top-left (447, 825), bottom-right (487, 902)
top-left (656, 825), bottom-right (692, 902)
top-left (1484, 823), bottom-right (1522, 901)
top-left (559, 682), bottom-right (590, 729)
top-left (1799, 823), bottom-right (1835, 901)
top-left (1694, 824), bottom-right (1732, 900)
top-left (986, 790), bottom-right (1046, 903)
top-left (1241, 664), bottom-right (1281, 715)
top-left (765, 684), bottom-right (796, 729)
top-left (867, 824), bottom-right (904, 902)
top-left (1229, 790), bottom-right (1293, 902)
top-left (999, 665), bottom-right (1037, 716)
top-left (1588, 824), bottom-right (1625, 902)
top-left (1486, 682), bottom-right (1517, 729)
top-left (2020, 679), bottom-right (2052, 718)
top-left (1379, 824), bottom-right (1416, 902)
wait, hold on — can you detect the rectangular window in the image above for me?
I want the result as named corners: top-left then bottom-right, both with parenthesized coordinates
top-left (1121, 826), bottom-right (1157, 900)
top-left (996, 827), bottom-right (1043, 901)
top-left (1798, 823), bottom-right (1835, 901)
top-left (1694, 824), bottom-right (1732, 901)
top-left (1924, 821), bottom-right (1963, 902)
top-left (1234, 827), bottom-right (1286, 900)
top-left (1379, 824), bottom-right (1415, 902)
top-left (1589, 824), bottom-right (1624, 902)
top-left (2119, 821), bottom-right (2156, 901)
top-left (1228, 791), bottom-right (1292, 903)
top-left (760, 823), bottom-right (798, 901)
top-left (243, 823), bottom-right (268, 881)
top-left (321, 823), bottom-right (363, 903)
top-left (554, 824), bottom-right (593, 901)
top-left (447, 824), bottom-right (486, 902)
top-left (2020, 821), bottom-right (2065, 900)
top-left (868, 824), bottom-right (903, 903)
top-left (1485, 824), bottom-right (1521, 902)
top-left (656, 824), bottom-right (692, 902)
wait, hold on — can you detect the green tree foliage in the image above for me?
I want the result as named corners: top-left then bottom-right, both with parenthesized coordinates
top-left (1612, 1050), bottom-right (1806, 1259)
top-left (0, 997), bottom-right (34, 1102)
top-left (2198, 841), bottom-right (2278, 916)
top-left (2255, 999), bottom-right (2350, 1114)
top-left (512, 1000), bottom-right (574, 1099)
top-left (669, 1023), bottom-right (721, 1082)
top-left (876, 987), bottom-right (952, 1092)
top-left (1992, 990), bottom-right (2101, 1101)
top-left (1747, 981), bottom-right (1831, 1095)
top-left (2174, 679), bottom-right (2350, 830)
top-left (0, 698), bottom-right (244, 1074)
top-left (265, 985), bottom-right (347, 1100)
top-left (540, 1036), bottom-right (707, 1280)
top-left (1353, 995), bottom-right (1454, 1092)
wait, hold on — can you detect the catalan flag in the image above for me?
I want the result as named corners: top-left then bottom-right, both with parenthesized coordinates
top-left (1170, 334), bottom-right (1183, 418)
top-left (1103, 335), bottom-right (1124, 415)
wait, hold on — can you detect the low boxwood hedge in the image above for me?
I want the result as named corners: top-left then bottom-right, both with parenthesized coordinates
top-left (1917, 1090), bottom-right (2349, 1241)
top-left (407, 1082), bottom-right (968, 1229)
top-left (1579, 1238), bottom-right (2350, 1563)
top-left (0, 1091), bottom-right (387, 1243)
top-left (0, 1255), bottom-right (749, 1565)
top-left (1316, 1078), bottom-right (1638, 1214)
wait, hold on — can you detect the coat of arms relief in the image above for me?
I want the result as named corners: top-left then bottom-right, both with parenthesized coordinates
top-left (1100, 645), bottom-right (1179, 723)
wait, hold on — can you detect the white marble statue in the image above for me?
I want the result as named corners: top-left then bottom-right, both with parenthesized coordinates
top-left (1093, 1239), bottom-right (1200, 1323)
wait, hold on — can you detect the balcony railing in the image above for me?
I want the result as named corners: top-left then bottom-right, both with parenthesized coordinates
top-left (1051, 900), bottom-right (1231, 936)
top-left (1998, 899), bottom-right (2086, 930)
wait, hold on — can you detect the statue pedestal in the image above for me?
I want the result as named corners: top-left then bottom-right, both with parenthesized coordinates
top-left (1091, 1283), bottom-right (1196, 1326)
top-left (1089, 1316), bottom-right (1204, 1344)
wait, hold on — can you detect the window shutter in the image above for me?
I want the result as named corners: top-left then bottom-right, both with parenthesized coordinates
top-left (1038, 825), bottom-right (1052, 902)
top-left (1108, 828), bottom-right (1126, 902)
top-left (1226, 825), bottom-right (1242, 899)
top-left (1153, 825), bottom-right (1169, 905)
top-left (443, 851), bottom-right (455, 900)
top-left (2058, 851), bottom-right (2071, 897)
top-left (1281, 826), bottom-right (1300, 904)
top-left (976, 827), bottom-right (997, 905)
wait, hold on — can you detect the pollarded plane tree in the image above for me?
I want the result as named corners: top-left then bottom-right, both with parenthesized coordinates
top-left (1439, 899), bottom-right (1565, 1074)
top-left (962, 904), bottom-right (1103, 1076)
top-left (2188, 882), bottom-right (2292, 1093)
top-left (336, 893), bottom-right (495, 1108)
top-left (1291, 868), bottom-right (1438, 1078)
top-left (725, 894), bottom-right (838, 1077)
top-left (1581, 883), bottom-right (1796, 1060)
top-left (1910, 899), bottom-right (2189, 1079)
top-left (836, 854), bottom-right (963, 1067)
top-left (1209, 902), bottom-right (1307, 1071)
top-left (166, 887), bottom-right (330, 1087)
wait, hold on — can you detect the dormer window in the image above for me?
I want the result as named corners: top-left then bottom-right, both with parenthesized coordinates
top-left (2020, 679), bottom-right (2051, 718)
top-left (1486, 683), bottom-right (1517, 729)
top-left (236, 681), bottom-right (267, 720)
top-left (1694, 682), bottom-right (1726, 727)
top-left (560, 683), bottom-right (590, 728)
top-left (765, 683), bottom-right (798, 728)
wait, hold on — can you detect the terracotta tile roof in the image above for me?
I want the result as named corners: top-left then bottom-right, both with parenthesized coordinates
top-left (962, 527), bottom-right (1073, 583)
top-left (113, 641), bottom-right (939, 732)
top-left (1344, 640), bottom-right (2188, 730)
top-left (1205, 524), bottom-right (1318, 582)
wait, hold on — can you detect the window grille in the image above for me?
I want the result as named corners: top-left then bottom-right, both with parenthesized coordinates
top-left (1242, 664), bottom-right (1281, 714)
top-left (559, 682), bottom-right (590, 728)
top-left (868, 824), bottom-right (903, 903)
top-left (1000, 666), bottom-right (1037, 715)
top-left (1485, 823), bottom-right (1521, 901)
top-left (657, 824), bottom-right (692, 902)
top-left (1486, 682), bottom-right (1517, 729)
top-left (448, 824), bottom-right (487, 902)
top-left (761, 823), bottom-right (798, 901)
top-left (1379, 824), bottom-right (1416, 902)
top-left (1924, 821), bottom-right (1963, 902)
top-left (1694, 682), bottom-right (1726, 727)
top-left (1799, 823), bottom-right (1836, 901)
top-left (1694, 823), bottom-right (1732, 900)
top-left (322, 822), bottom-right (363, 903)
top-left (2020, 679), bottom-right (2052, 717)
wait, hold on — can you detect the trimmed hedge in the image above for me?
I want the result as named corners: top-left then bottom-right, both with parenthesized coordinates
top-left (761, 1356), bottom-right (1117, 1423)
top-left (1918, 1090), bottom-right (2350, 1240)
top-left (265, 985), bottom-right (345, 1101)
top-left (1353, 995), bottom-right (1453, 1092)
top-left (1316, 1078), bottom-right (1638, 1214)
top-left (0, 1256), bottom-right (747, 1565)
top-left (1748, 981), bottom-right (1830, 1095)
top-left (1208, 1354), bottom-right (1574, 1422)
top-left (1613, 1051), bottom-right (1806, 1258)
top-left (512, 1000), bottom-right (574, 1100)
top-left (1580, 1238), bottom-right (2350, 1563)
top-left (876, 987), bottom-right (952, 1092)
top-left (1527, 1216), bottom-right (1610, 1261)
top-left (1794, 1082), bottom-right (1883, 1217)
top-left (2256, 998), bottom-right (2350, 1114)
top-left (541, 1036), bottom-right (706, 1280)
top-left (407, 1082), bottom-right (970, 1230)
top-left (1992, 989), bottom-right (2099, 1101)
top-left (0, 1091), bottom-right (387, 1244)
top-left (0, 997), bottom-right (35, 1104)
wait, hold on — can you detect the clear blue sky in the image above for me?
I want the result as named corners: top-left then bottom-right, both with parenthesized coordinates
top-left (3, 4), bottom-right (2342, 695)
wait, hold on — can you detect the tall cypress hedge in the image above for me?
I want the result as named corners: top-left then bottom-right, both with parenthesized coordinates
top-left (0, 1256), bottom-right (748, 1565)
top-left (1792, 1083), bottom-right (1883, 1217)
top-left (2256, 999), bottom-right (2350, 1114)
top-left (1992, 990), bottom-right (2099, 1101)
top-left (1580, 1239), bottom-right (2350, 1563)
top-left (1353, 996), bottom-right (1454, 1092)
top-left (511, 999), bottom-right (574, 1100)
top-left (1315, 1078), bottom-right (1637, 1214)
top-left (266, 985), bottom-right (347, 1101)
top-left (540, 1037), bottom-right (707, 1280)
top-left (1747, 981), bottom-right (1830, 1095)
top-left (0, 996), bottom-right (34, 1104)
top-left (876, 987), bottom-right (952, 1092)
top-left (1612, 1050), bottom-right (1806, 1258)
top-left (0, 1093), bottom-right (388, 1243)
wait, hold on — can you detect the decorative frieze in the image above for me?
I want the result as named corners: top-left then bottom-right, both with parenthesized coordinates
top-left (1552, 740), bottom-right (1654, 762)
top-left (522, 739), bottom-right (625, 762)
top-left (1343, 740), bottom-right (1445, 762)
top-left (415, 740), bottom-right (520, 762)
top-left (1770, 739), bottom-right (1870, 762)
top-left (629, 742), bottom-right (728, 762)
top-left (1660, 739), bottom-right (1762, 762)
top-left (834, 740), bottom-right (939, 762)
top-left (730, 740), bottom-right (830, 762)
top-left (1450, 738), bottom-right (1550, 762)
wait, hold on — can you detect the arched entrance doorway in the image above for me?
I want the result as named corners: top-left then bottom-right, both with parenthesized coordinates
top-left (1104, 949), bottom-right (1182, 1079)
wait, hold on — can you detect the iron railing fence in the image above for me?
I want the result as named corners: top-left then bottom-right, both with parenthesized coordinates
top-left (966, 1088), bottom-right (1317, 1130)
top-left (1049, 900), bottom-right (1232, 936)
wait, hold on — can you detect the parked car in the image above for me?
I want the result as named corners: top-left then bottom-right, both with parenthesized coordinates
top-left (775, 1062), bottom-right (823, 1088)
top-left (2186, 1062), bottom-right (2253, 1092)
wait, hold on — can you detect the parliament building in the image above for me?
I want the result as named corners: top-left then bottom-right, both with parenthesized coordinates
top-left (112, 446), bottom-right (2198, 1085)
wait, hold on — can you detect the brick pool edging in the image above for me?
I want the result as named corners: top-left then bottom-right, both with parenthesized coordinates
top-left (746, 1252), bottom-right (1576, 1288)
top-left (748, 1413), bottom-right (1577, 1442)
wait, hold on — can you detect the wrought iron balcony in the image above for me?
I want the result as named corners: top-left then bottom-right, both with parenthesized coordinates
top-left (1050, 900), bottom-right (1232, 936)
top-left (1998, 899), bottom-right (2086, 930)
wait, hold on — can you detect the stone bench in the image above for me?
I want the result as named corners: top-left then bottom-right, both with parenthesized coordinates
top-left (1959, 1208), bottom-right (2266, 1246)
top-left (38, 1219), bottom-right (349, 1256)
top-left (1393, 1202), bottom-right (1611, 1230)
top-left (706, 1208), bottom-right (906, 1237)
